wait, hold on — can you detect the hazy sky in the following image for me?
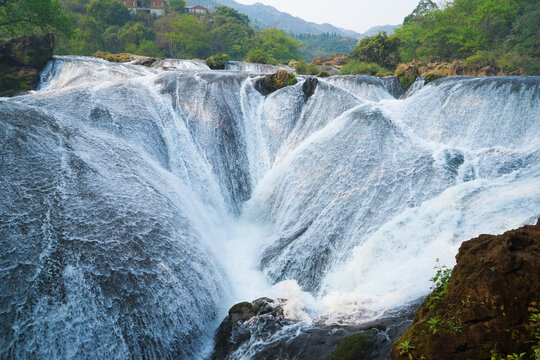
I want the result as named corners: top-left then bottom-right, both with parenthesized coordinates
top-left (234, 0), bottom-right (421, 33)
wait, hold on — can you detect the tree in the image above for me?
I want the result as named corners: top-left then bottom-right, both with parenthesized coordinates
top-left (87, 0), bottom-right (130, 27)
top-left (245, 49), bottom-right (272, 64)
top-left (166, 0), bottom-right (185, 15)
top-left (403, 0), bottom-right (439, 24)
top-left (165, 14), bottom-right (210, 58)
top-left (253, 29), bottom-right (303, 62)
top-left (214, 6), bottom-right (250, 27)
top-left (350, 31), bottom-right (400, 68)
top-left (0, 0), bottom-right (73, 37)
top-left (210, 7), bottom-right (253, 59)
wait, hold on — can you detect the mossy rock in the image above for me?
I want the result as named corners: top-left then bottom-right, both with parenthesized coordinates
top-left (206, 54), bottom-right (228, 70)
top-left (0, 62), bottom-right (38, 96)
top-left (327, 330), bottom-right (376, 360)
top-left (1, 33), bottom-right (54, 68)
top-left (317, 71), bottom-right (331, 78)
top-left (391, 220), bottom-right (540, 360)
top-left (93, 51), bottom-right (137, 63)
top-left (255, 70), bottom-right (297, 95)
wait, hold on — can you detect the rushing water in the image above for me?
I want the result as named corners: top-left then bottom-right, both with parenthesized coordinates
top-left (1, 56), bottom-right (539, 359)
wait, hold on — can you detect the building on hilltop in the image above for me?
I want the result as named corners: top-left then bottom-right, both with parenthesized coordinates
top-left (121, 0), bottom-right (165, 15)
top-left (186, 5), bottom-right (209, 15)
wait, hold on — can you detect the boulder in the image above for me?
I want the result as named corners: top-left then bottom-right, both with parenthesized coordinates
top-left (391, 219), bottom-right (540, 360)
top-left (302, 77), bottom-right (318, 98)
top-left (254, 70), bottom-right (297, 95)
top-left (212, 297), bottom-right (419, 360)
top-left (0, 33), bottom-right (54, 68)
top-left (0, 33), bottom-right (54, 96)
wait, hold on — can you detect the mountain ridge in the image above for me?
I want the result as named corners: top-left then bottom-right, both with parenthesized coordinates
top-left (186, 0), bottom-right (398, 39)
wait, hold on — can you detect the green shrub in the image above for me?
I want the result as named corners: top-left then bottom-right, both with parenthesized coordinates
top-left (294, 61), bottom-right (320, 75)
top-left (206, 53), bottom-right (229, 69)
top-left (427, 260), bottom-right (452, 308)
top-left (245, 49), bottom-right (276, 65)
top-left (317, 71), bottom-right (331, 77)
top-left (338, 61), bottom-right (387, 76)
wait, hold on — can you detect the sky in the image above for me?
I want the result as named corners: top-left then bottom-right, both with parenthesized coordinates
top-left (234, 0), bottom-right (421, 33)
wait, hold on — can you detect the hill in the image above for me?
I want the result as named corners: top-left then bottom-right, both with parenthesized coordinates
top-left (186, 0), bottom-right (363, 38)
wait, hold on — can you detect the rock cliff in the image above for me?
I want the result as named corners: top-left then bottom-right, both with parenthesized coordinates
top-left (391, 220), bottom-right (540, 360)
top-left (0, 33), bottom-right (54, 96)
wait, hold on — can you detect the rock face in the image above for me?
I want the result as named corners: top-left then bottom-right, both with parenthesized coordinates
top-left (211, 297), bottom-right (419, 360)
top-left (395, 59), bottom-right (527, 90)
top-left (254, 70), bottom-right (297, 95)
top-left (391, 220), bottom-right (540, 360)
top-left (0, 33), bottom-right (54, 96)
top-left (312, 53), bottom-right (348, 68)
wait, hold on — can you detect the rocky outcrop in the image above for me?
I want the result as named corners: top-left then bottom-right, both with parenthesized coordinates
top-left (211, 297), bottom-right (420, 360)
top-left (0, 33), bottom-right (54, 96)
top-left (395, 59), bottom-right (527, 90)
top-left (312, 53), bottom-right (348, 68)
top-left (391, 220), bottom-right (540, 360)
top-left (254, 70), bottom-right (297, 95)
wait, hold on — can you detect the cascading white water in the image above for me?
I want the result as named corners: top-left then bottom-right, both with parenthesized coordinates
top-left (1, 56), bottom-right (539, 359)
top-left (225, 60), bottom-right (294, 73)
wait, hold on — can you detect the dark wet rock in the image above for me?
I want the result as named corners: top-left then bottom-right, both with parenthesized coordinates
top-left (381, 76), bottom-right (405, 99)
top-left (0, 33), bottom-right (54, 96)
top-left (1, 33), bottom-right (54, 68)
top-left (255, 70), bottom-right (298, 95)
top-left (212, 297), bottom-right (421, 360)
top-left (302, 77), bottom-right (319, 98)
top-left (391, 219), bottom-right (540, 360)
top-left (130, 57), bottom-right (157, 67)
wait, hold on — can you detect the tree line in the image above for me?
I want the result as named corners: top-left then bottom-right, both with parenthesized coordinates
top-left (0, 0), bottom-right (303, 64)
top-left (347, 0), bottom-right (539, 75)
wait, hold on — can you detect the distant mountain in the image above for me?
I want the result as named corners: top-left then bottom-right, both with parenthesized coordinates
top-left (186, 0), bottom-right (363, 38)
top-left (361, 24), bottom-right (400, 37)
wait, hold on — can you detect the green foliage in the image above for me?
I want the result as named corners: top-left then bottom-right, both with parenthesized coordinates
top-left (0, 0), bottom-right (73, 37)
top-left (166, 14), bottom-right (210, 58)
top-left (427, 317), bottom-right (440, 335)
top-left (350, 31), bottom-right (401, 68)
top-left (403, 0), bottom-right (438, 25)
top-left (294, 32), bottom-right (357, 62)
top-left (444, 318), bottom-right (462, 334)
top-left (393, 0), bottom-right (539, 73)
top-left (491, 352), bottom-right (527, 360)
top-left (214, 6), bottom-right (249, 27)
top-left (338, 61), bottom-right (387, 76)
top-left (317, 71), bottom-right (331, 78)
top-left (166, 0), bottom-right (185, 14)
top-left (87, 0), bottom-right (129, 26)
top-left (206, 53), bottom-right (228, 69)
top-left (427, 260), bottom-right (452, 308)
top-left (211, 7), bottom-right (254, 59)
top-left (253, 29), bottom-right (303, 63)
top-left (398, 340), bottom-right (415, 360)
top-left (245, 49), bottom-right (274, 65)
top-left (294, 61), bottom-right (320, 75)
top-left (55, 2), bottom-right (302, 64)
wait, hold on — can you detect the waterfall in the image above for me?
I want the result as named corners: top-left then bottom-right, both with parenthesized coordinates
top-left (1, 56), bottom-right (539, 359)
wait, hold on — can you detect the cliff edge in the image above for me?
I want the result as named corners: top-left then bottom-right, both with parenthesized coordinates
top-left (391, 220), bottom-right (540, 360)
